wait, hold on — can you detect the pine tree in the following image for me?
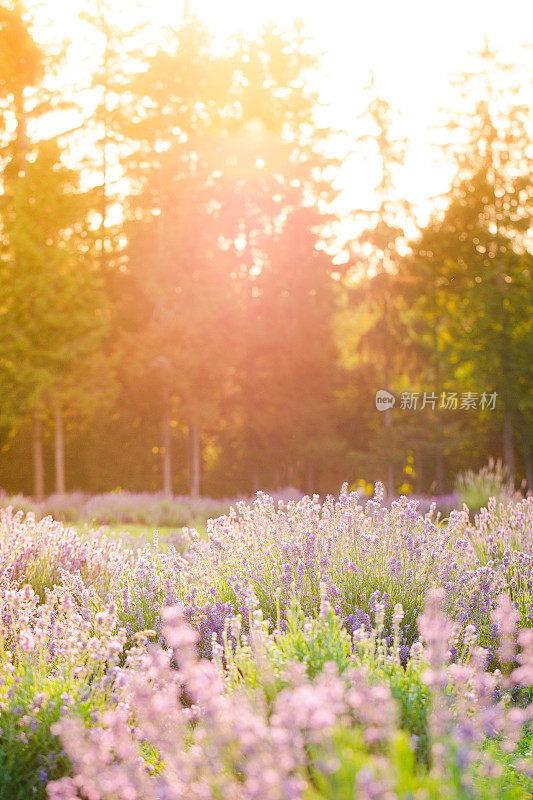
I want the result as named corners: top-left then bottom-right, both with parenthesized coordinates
top-left (0, 4), bottom-right (107, 496)
top-left (214, 23), bottom-right (340, 491)
top-left (117, 11), bottom-right (236, 495)
top-left (121, 17), bottom-right (340, 494)
top-left (78, 0), bottom-right (146, 267)
top-left (0, 140), bottom-right (107, 494)
top-left (406, 42), bottom-right (532, 485)
top-left (344, 77), bottom-right (411, 494)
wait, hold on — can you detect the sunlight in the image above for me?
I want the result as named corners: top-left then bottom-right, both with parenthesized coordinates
top-left (31, 0), bottom-right (532, 228)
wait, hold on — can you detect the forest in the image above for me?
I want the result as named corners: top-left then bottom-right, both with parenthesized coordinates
top-left (0, 0), bottom-right (531, 500)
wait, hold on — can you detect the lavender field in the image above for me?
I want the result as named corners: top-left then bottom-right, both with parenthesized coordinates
top-left (2, 0), bottom-right (532, 796)
top-left (0, 485), bottom-right (531, 799)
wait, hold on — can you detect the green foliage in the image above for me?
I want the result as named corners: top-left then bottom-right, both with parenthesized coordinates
top-left (305, 727), bottom-right (533, 800)
top-left (456, 459), bottom-right (519, 512)
top-left (216, 600), bottom-right (432, 765)
top-left (304, 729), bottom-right (442, 800)
top-left (0, 653), bottom-right (108, 799)
top-left (275, 601), bottom-right (354, 678)
top-left (0, 139), bottom-right (106, 426)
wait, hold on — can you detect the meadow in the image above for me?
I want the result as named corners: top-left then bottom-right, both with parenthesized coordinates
top-left (0, 483), bottom-right (530, 799)
top-left (1, 4), bottom-right (531, 798)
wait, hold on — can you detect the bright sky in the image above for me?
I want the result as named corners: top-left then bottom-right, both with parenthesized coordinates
top-left (30, 0), bottom-right (533, 236)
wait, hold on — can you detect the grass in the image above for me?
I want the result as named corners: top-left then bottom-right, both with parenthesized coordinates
top-left (73, 520), bottom-right (208, 549)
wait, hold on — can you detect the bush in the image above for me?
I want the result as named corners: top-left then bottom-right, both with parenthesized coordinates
top-left (455, 459), bottom-right (521, 513)
top-left (0, 585), bottom-right (140, 800)
top-left (48, 596), bottom-right (533, 800)
top-left (186, 486), bottom-right (533, 655)
top-left (3, 490), bottom-right (235, 530)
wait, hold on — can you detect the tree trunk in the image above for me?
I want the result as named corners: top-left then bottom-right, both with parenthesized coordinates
top-left (188, 416), bottom-right (200, 498)
top-left (524, 443), bottom-right (533, 495)
top-left (306, 463), bottom-right (315, 496)
top-left (435, 451), bottom-right (444, 495)
top-left (415, 449), bottom-right (423, 494)
top-left (14, 87), bottom-right (29, 163)
top-left (383, 360), bottom-right (394, 497)
top-left (386, 458), bottom-right (394, 498)
top-left (162, 407), bottom-right (172, 497)
top-left (503, 407), bottom-right (515, 485)
top-left (54, 402), bottom-right (65, 495)
top-left (33, 409), bottom-right (44, 501)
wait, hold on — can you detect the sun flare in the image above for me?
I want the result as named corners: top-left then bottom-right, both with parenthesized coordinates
top-left (30, 0), bottom-right (533, 225)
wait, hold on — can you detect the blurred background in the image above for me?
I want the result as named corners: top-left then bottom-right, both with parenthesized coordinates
top-left (0, 0), bottom-right (531, 501)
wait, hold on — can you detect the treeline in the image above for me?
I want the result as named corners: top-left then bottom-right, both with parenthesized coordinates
top-left (0, 1), bottom-right (531, 498)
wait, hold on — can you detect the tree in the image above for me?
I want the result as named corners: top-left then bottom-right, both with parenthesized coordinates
top-left (0, 1), bottom-right (43, 168)
top-left (78, 0), bottom-right (146, 267)
top-left (0, 138), bottom-right (107, 496)
top-left (212, 23), bottom-right (340, 491)
top-left (0, 2), bottom-right (43, 496)
top-left (0, 3), bottom-right (111, 496)
top-left (117, 11), bottom-right (237, 496)
top-left (405, 42), bottom-right (532, 485)
top-left (0, 1), bottom-right (44, 497)
top-left (343, 77), bottom-right (411, 494)
top-left (249, 206), bottom-right (341, 492)
top-left (120, 16), bottom-right (340, 495)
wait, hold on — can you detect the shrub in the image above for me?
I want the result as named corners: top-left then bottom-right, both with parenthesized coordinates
top-left (47, 595), bottom-right (533, 800)
top-left (4, 490), bottom-right (235, 530)
top-left (0, 585), bottom-right (142, 800)
top-left (455, 459), bottom-right (521, 513)
top-left (187, 486), bottom-right (533, 656)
